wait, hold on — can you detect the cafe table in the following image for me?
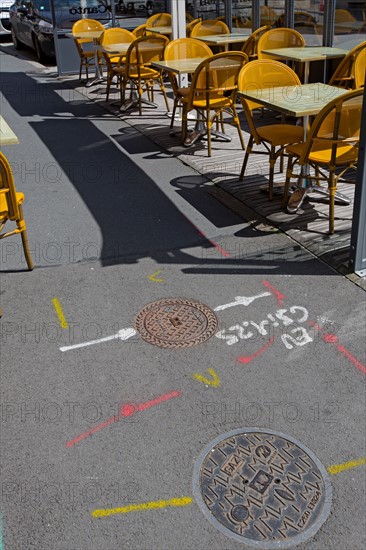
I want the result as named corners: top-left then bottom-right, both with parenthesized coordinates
top-left (237, 83), bottom-right (352, 205)
top-left (146, 26), bottom-right (172, 36)
top-left (197, 31), bottom-right (251, 51)
top-left (261, 46), bottom-right (348, 83)
top-left (0, 116), bottom-right (19, 145)
top-left (66, 30), bottom-right (104, 87)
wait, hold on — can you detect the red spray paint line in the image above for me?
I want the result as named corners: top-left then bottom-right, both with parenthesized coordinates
top-left (308, 321), bottom-right (366, 376)
top-left (237, 337), bottom-right (275, 364)
top-left (66, 391), bottom-right (181, 448)
top-left (262, 281), bottom-right (285, 306)
top-left (181, 213), bottom-right (231, 258)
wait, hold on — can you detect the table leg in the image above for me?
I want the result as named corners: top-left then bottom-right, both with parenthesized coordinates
top-left (85, 38), bottom-right (104, 88)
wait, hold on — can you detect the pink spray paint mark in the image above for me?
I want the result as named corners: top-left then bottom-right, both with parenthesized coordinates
top-left (66, 391), bottom-right (181, 448)
top-left (262, 281), bottom-right (285, 306)
top-left (181, 214), bottom-right (231, 258)
top-left (308, 321), bottom-right (365, 376)
top-left (336, 345), bottom-right (366, 375)
top-left (237, 337), bottom-right (275, 364)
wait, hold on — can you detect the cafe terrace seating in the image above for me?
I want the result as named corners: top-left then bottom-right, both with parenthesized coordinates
top-left (181, 51), bottom-right (248, 157)
top-left (190, 20), bottom-right (230, 38)
top-left (283, 89), bottom-right (363, 234)
top-left (146, 12), bottom-right (172, 27)
top-left (0, 151), bottom-right (33, 270)
top-left (354, 48), bottom-right (366, 88)
top-left (164, 38), bottom-right (213, 129)
top-left (238, 60), bottom-right (304, 200)
top-left (72, 18), bottom-right (104, 80)
top-left (257, 28), bottom-right (305, 60)
top-left (118, 35), bottom-right (170, 116)
top-left (329, 41), bottom-right (366, 89)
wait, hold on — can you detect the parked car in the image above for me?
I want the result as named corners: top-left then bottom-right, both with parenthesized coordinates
top-left (9, 0), bottom-right (114, 62)
top-left (0, 0), bottom-right (13, 35)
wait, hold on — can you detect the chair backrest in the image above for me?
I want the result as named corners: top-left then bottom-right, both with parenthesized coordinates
top-left (146, 12), bottom-right (171, 27)
top-left (187, 51), bottom-right (247, 107)
top-left (164, 37), bottom-right (212, 61)
top-left (299, 89), bottom-right (363, 165)
top-left (241, 25), bottom-right (272, 60)
top-left (335, 9), bottom-right (356, 22)
top-left (0, 151), bottom-right (20, 220)
top-left (100, 28), bottom-right (135, 47)
top-left (125, 35), bottom-right (169, 72)
top-left (72, 18), bottom-right (104, 34)
top-left (329, 41), bottom-right (366, 88)
top-left (354, 47), bottom-right (366, 88)
top-left (257, 28), bottom-right (305, 59)
top-left (186, 18), bottom-right (201, 37)
top-left (191, 20), bottom-right (229, 37)
top-left (238, 60), bottom-right (301, 140)
top-left (132, 24), bottom-right (147, 38)
top-left (260, 5), bottom-right (277, 26)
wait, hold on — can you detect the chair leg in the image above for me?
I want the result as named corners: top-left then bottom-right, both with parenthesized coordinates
top-left (328, 169), bottom-right (336, 235)
top-left (207, 109), bottom-right (212, 157)
top-left (159, 75), bottom-right (170, 112)
top-left (239, 135), bottom-right (253, 180)
top-left (18, 205), bottom-right (33, 270)
top-left (268, 146), bottom-right (276, 201)
top-left (170, 99), bottom-right (178, 129)
top-left (79, 60), bottom-right (83, 81)
top-left (282, 155), bottom-right (295, 208)
top-left (232, 104), bottom-right (245, 150)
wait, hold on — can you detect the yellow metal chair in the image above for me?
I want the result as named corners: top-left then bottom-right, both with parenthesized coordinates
top-left (181, 51), bottom-right (248, 157)
top-left (117, 35), bottom-right (170, 115)
top-left (283, 89), bottom-right (363, 234)
top-left (190, 20), bottom-right (229, 37)
top-left (132, 24), bottom-right (147, 38)
top-left (257, 28), bottom-right (305, 59)
top-left (186, 18), bottom-right (202, 38)
top-left (100, 28), bottom-right (135, 101)
top-left (241, 25), bottom-right (272, 61)
top-left (146, 12), bottom-right (171, 27)
top-left (164, 38), bottom-right (212, 128)
top-left (354, 47), bottom-right (366, 88)
top-left (0, 151), bottom-right (33, 270)
top-left (238, 60), bottom-right (304, 200)
top-left (329, 41), bottom-right (366, 89)
top-left (72, 19), bottom-right (104, 80)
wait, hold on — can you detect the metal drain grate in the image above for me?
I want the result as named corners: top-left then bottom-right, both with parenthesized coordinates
top-left (193, 428), bottom-right (332, 548)
top-left (135, 298), bottom-right (218, 349)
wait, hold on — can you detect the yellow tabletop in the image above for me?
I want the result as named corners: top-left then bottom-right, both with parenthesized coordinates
top-left (197, 31), bottom-right (251, 45)
top-left (261, 46), bottom-right (348, 63)
top-left (151, 58), bottom-right (208, 74)
top-left (66, 30), bottom-right (104, 40)
top-left (0, 116), bottom-right (19, 145)
top-left (96, 43), bottom-right (132, 55)
top-left (238, 83), bottom-right (349, 117)
top-left (146, 26), bottom-right (172, 35)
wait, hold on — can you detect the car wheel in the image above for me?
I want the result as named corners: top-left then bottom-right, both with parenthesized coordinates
top-left (11, 25), bottom-right (23, 50)
top-left (33, 35), bottom-right (46, 63)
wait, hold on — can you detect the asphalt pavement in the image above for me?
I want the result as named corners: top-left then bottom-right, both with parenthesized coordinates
top-left (0, 50), bottom-right (365, 550)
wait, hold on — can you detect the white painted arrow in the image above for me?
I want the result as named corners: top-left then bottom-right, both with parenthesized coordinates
top-left (214, 292), bottom-right (271, 311)
top-left (60, 328), bottom-right (136, 352)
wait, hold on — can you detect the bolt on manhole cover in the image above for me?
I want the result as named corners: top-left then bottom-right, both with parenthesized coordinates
top-left (193, 428), bottom-right (332, 548)
top-left (135, 298), bottom-right (218, 349)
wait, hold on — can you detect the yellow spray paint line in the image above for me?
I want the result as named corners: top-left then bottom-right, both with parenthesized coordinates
top-left (52, 298), bottom-right (68, 329)
top-left (92, 497), bottom-right (192, 518)
top-left (327, 457), bottom-right (365, 475)
top-left (193, 368), bottom-right (220, 387)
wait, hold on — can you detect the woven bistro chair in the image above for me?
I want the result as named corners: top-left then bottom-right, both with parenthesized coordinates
top-left (329, 41), bottom-right (366, 89)
top-left (0, 151), bottom-right (33, 270)
top-left (72, 18), bottom-right (104, 80)
top-left (100, 28), bottom-right (135, 101)
top-left (283, 89), bottom-right (363, 234)
top-left (181, 51), bottom-right (248, 156)
top-left (241, 25), bottom-right (272, 61)
top-left (238, 60), bottom-right (304, 200)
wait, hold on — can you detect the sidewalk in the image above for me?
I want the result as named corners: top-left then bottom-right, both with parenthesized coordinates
top-left (0, 51), bottom-right (365, 550)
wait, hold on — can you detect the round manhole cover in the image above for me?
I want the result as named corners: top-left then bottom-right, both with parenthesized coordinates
top-left (135, 298), bottom-right (218, 349)
top-left (193, 428), bottom-right (332, 548)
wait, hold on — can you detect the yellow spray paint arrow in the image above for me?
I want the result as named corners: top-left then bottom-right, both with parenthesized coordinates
top-left (193, 368), bottom-right (220, 387)
top-left (148, 270), bottom-right (164, 283)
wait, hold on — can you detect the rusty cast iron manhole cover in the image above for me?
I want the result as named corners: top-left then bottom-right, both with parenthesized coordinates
top-left (193, 428), bottom-right (332, 548)
top-left (135, 298), bottom-right (218, 348)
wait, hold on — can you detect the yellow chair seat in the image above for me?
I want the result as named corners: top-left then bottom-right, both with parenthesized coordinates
top-left (183, 92), bottom-right (229, 109)
top-left (177, 86), bottom-right (191, 98)
top-left (116, 66), bottom-right (159, 79)
top-left (0, 191), bottom-right (24, 218)
top-left (258, 124), bottom-right (304, 146)
top-left (287, 142), bottom-right (358, 164)
top-left (82, 51), bottom-right (95, 58)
